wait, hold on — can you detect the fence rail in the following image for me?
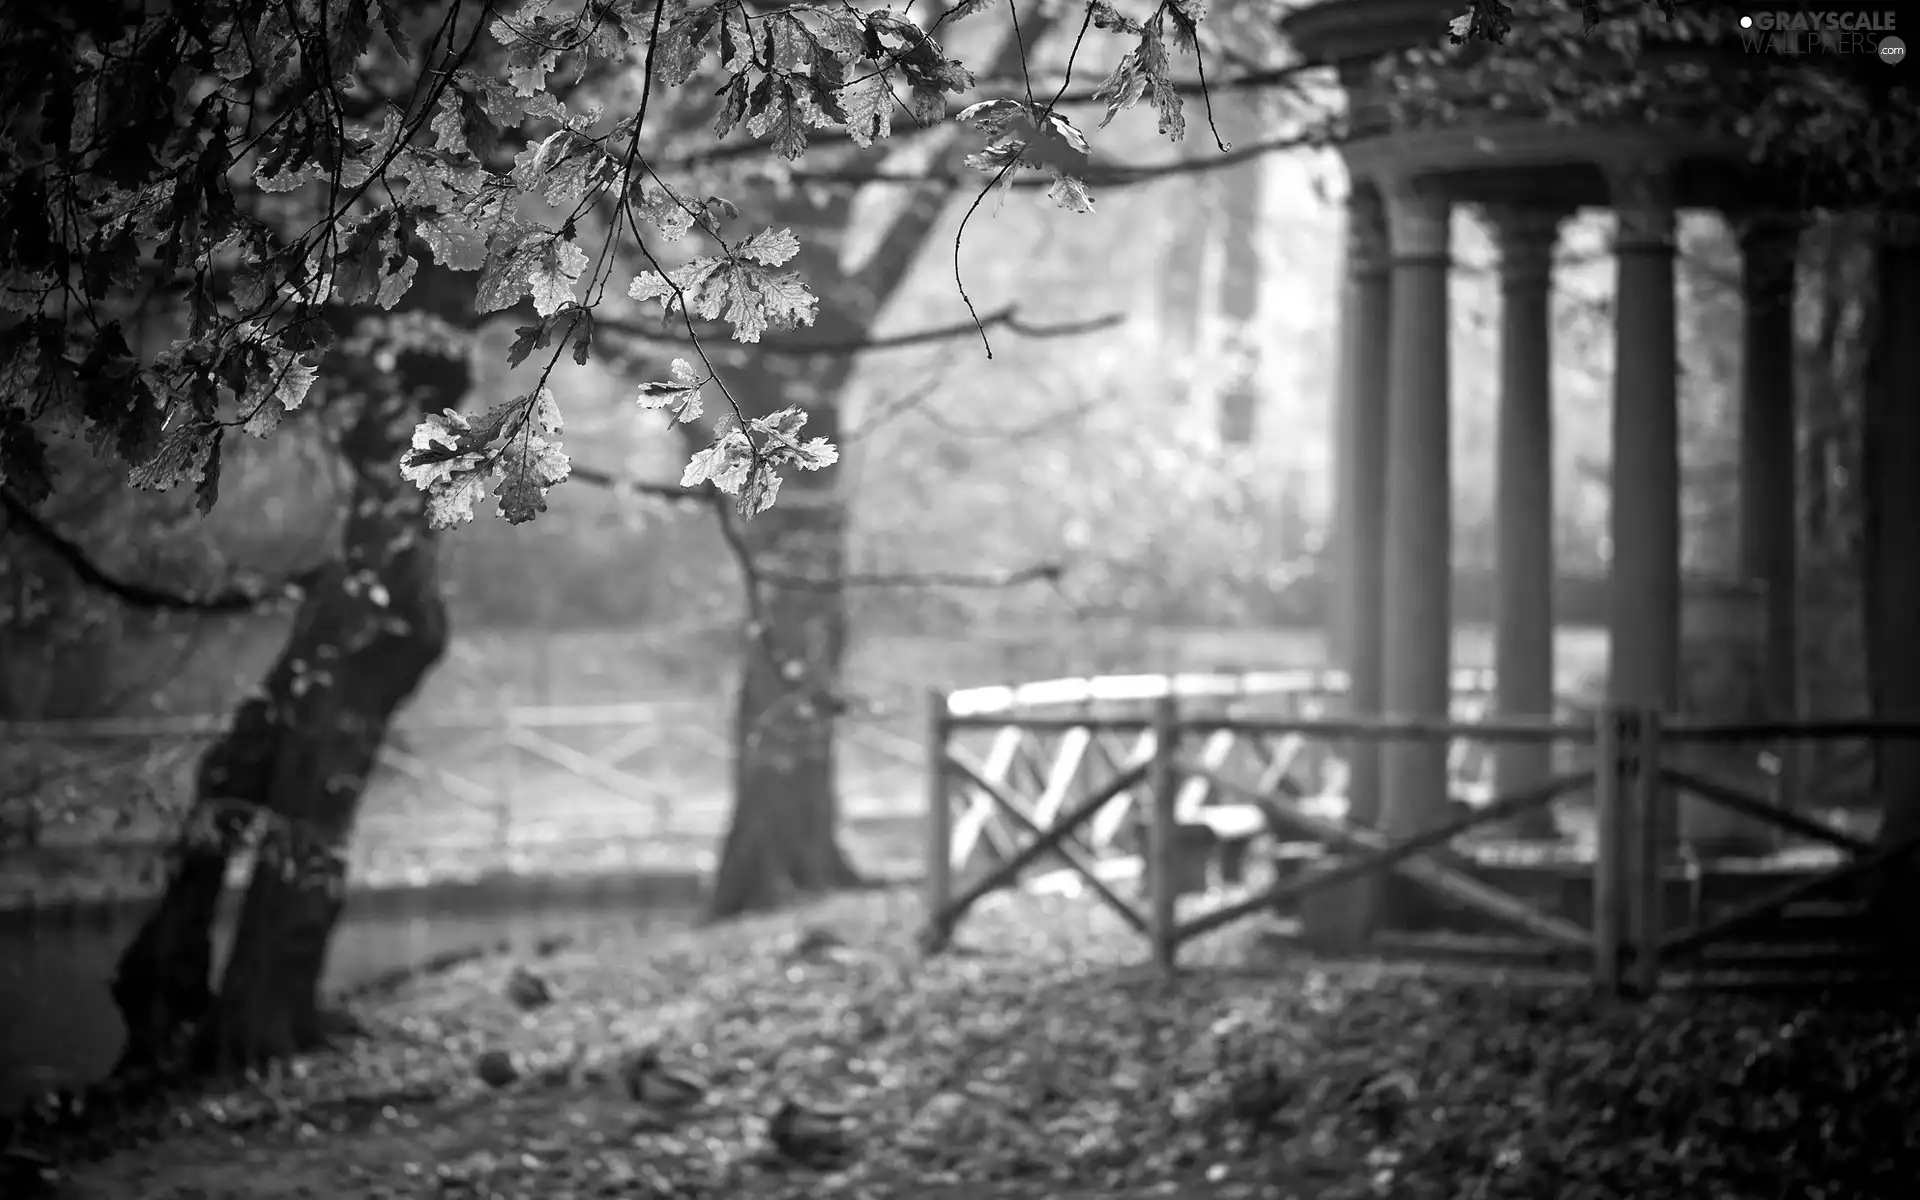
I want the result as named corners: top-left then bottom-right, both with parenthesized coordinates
top-left (1, 702), bottom-right (925, 895)
top-left (919, 673), bottom-right (1920, 994)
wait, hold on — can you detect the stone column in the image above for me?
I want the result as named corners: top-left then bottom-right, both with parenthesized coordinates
top-left (1865, 212), bottom-right (1920, 906)
top-left (1736, 215), bottom-right (1801, 805)
top-left (1605, 163), bottom-right (1682, 853)
top-left (1487, 206), bottom-right (1565, 834)
top-left (1377, 177), bottom-right (1454, 849)
top-left (1332, 185), bottom-right (1391, 829)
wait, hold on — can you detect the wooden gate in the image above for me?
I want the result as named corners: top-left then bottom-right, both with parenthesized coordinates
top-left (919, 673), bottom-right (1601, 969)
top-left (919, 674), bottom-right (1920, 993)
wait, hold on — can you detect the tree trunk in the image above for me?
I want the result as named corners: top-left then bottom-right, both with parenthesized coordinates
top-left (703, 192), bottom-right (880, 919)
top-left (199, 526), bottom-right (447, 1068)
top-left (706, 21), bottom-right (1047, 919)
top-left (109, 604), bottom-right (299, 1075)
top-left (112, 342), bottom-right (463, 1075)
top-left (1861, 223), bottom-right (1920, 940)
top-left (708, 501), bottom-right (858, 917)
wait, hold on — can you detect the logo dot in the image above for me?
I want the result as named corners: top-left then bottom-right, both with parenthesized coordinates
top-left (1739, 14), bottom-right (1753, 27)
top-left (1883, 35), bottom-right (1907, 64)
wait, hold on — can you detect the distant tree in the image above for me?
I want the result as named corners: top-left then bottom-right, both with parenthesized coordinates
top-left (0, 0), bottom-right (1237, 1074)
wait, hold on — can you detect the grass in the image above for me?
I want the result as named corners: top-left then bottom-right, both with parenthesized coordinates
top-left (31, 887), bottom-right (1920, 1200)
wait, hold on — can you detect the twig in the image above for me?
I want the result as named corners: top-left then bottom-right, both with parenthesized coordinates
top-left (782, 134), bottom-right (1320, 190)
top-left (765, 561), bottom-right (1066, 592)
top-left (565, 464), bottom-right (707, 502)
top-left (593, 306), bottom-right (1125, 358)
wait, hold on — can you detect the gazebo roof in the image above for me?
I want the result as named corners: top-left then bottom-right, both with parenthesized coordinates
top-left (1280, 0), bottom-right (1812, 212)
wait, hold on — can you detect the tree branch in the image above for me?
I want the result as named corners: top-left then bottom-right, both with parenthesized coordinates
top-left (659, 63), bottom-right (1327, 170)
top-left (783, 133), bottom-right (1324, 191)
top-left (564, 463), bottom-right (707, 502)
top-left (0, 490), bottom-right (323, 614)
top-left (845, 371), bottom-right (951, 442)
top-left (558, 462), bottom-right (1066, 591)
top-left (782, 561), bottom-right (1068, 591)
top-left (593, 305), bottom-right (1126, 357)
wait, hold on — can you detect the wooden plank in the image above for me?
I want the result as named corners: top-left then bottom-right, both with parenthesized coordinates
top-left (1664, 716), bottom-right (1920, 742)
top-left (1255, 734), bottom-right (1311, 800)
top-left (948, 726), bottom-right (1026, 871)
top-left (1197, 805), bottom-right (1267, 841)
top-left (923, 689), bottom-right (955, 952)
top-left (1177, 768), bottom-right (1591, 948)
top-left (943, 762), bottom-right (1150, 916)
top-left (1173, 729), bottom-right (1237, 822)
top-left (945, 750), bottom-right (1147, 933)
top-left (1628, 711), bottom-right (1665, 995)
top-left (372, 746), bottom-right (497, 811)
top-left (1592, 707), bottom-right (1625, 993)
top-left (588, 723), bottom-right (671, 770)
top-left (1169, 714), bottom-right (1586, 742)
top-left (506, 728), bottom-right (672, 810)
top-left (1660, 767), bottom-right (1876, 855)
top-left (1030, 726), bottom-right (1093, 831)
top-left (1089, 729), bottom-right (1156, 851)
top-left (1660, 827), bottom-right (1920, 959)
top-left (1149, 695), bottom-right (1180, 972)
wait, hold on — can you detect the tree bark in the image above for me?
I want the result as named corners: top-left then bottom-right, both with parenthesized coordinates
top-left (112, 342), bottom-right (463, 1075)
top-left (708, 500), bottom-right (858, 917)
top-left (703, 193), bottom-right (892, 919)
top-left (705, 21), bottom-right (1048, 919)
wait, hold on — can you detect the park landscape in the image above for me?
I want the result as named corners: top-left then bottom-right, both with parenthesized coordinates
top-left (4, 0), bottom-right (1920, 1195)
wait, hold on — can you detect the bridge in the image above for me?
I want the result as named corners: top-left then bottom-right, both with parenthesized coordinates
top-left (919, 669), bottom-right (1920, 994)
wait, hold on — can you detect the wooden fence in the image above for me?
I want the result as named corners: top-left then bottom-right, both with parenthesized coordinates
top-left (0, 702), bottom-right (924, 901)
top-left (919, 671), bottom-right (1920, 993)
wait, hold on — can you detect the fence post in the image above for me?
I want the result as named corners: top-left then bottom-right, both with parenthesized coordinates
top-left (924, 688), bottom-right (954, 951)
top-left (1148, 690), bottom-right (1181, 974)
top-left (1591, 705), bottom-right (1626, 994)
top-left (1627, 706), bottom-right (1666, 995)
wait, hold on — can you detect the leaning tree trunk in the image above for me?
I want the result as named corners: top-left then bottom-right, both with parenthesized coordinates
top-left (1862, 220), bottom-right (1920, 940)
top-left (113, 342), bottom-right (464, 1075)
top-left (705, 20), bottom-right (1049, 919)
top-left (110, 698), bottom-right (280, 1076)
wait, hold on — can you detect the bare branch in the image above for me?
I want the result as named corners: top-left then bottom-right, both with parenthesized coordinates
top-left (1, 489), bottom-right (323, 614)
top-left (846, 371), bottom-right (952, 442)
top-left (782, 133), bottom-right (1325, 191)
top-left (594, 305), bottom-right (1127, 358)
top-left (565, 463), bottom-right (707, 502)
top-left (785, 561), bottom-right (1068, 591)
top-left (915, 396), bottom-right (1101, 441)
top-left (559, 462), bottom-right (1067, 592)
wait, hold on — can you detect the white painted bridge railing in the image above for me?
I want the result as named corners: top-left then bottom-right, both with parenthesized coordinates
top-left (943, 667), bottom-right (1504, 717)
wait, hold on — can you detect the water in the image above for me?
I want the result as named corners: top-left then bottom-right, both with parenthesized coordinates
top-left (0, 873), bottom-right (701, 1113)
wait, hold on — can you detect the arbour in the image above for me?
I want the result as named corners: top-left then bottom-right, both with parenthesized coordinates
top-left (2, 0), bottom-right (1887, 1080)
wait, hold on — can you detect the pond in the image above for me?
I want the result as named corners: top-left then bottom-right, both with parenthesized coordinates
top-left (0, 871), bottom-right (703, 1115)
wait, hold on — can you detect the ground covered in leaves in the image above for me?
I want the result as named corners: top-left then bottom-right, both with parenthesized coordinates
top-left (29, 888), bottom-right (1920, 1199)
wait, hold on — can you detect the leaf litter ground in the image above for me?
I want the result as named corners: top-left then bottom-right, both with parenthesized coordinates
top-left (48, 888), bottom-right (1920, 1199)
